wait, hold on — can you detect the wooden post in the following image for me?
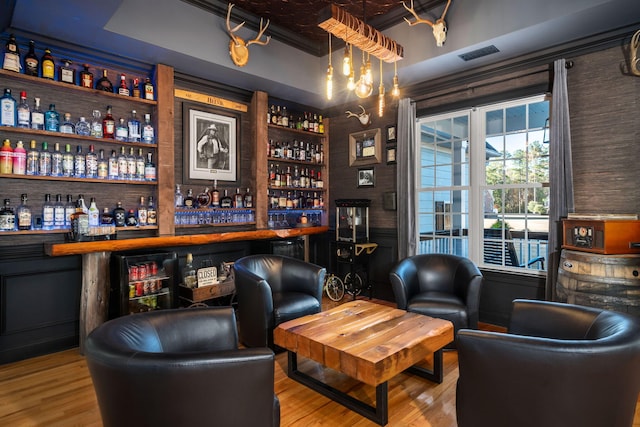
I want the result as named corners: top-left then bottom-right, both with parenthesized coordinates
top-left (78, 251), bottom-right (111, 354)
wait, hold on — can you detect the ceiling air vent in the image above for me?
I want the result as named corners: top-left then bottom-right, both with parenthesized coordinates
top-left (458, 45), bottom-right (500, 61)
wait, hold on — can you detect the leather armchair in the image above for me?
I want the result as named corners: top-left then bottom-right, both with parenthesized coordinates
top-left (456, 299), bottom-right (640, 427)
top-left (234, 254), bottom-right (326, 349)
top-left (85, 307), bottom-right (280, 427)
top-left (389, 254), bottom-right (483, 339)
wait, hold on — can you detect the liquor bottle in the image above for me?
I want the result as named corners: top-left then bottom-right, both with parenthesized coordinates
top-left (117, 146), bottom-right (128, 180)
top-left (276, 106), bottom-right (282, 126)
top-left (59, 113), bottom-right (75, 134)
top-left (90, 109), bottom-right (103, 138)
top-left (175, 184), bottom-right (184, 207)
top-left (144, 151), bottom-right (156, 181)
top-left (196, 187), bottom-right (211, 208)
top-left (270, 105), bottom-right (277, 125)
top-left (211, 180), bottom-right (220, 208)
top-left (26, 140), bottom-right (39, 175)
top-left (108, 149), bottom-right (119, 180)
top-left (143, 77), bottom-right (154, 100)
top-left (137, 196), bottom-right (147, 226)
top-left (102, 105), bottom-right (115, 138)
top-left (79, 64), bottom-right (93, 88)
top-left (0, 138), bottom-right (12, 174)
top-left (42, 194), bottom-right (54, 230)
top-left (16, 194), bottom-right (32, 231)
top-left (132, 77), bottom-right (141, 98)
top-left (95, 69), bottom-right (113, 92)
top-left (50, 142), bottom-right (63, 177)
top-left (0, 88), bottom-right (17, 126)
top-left (136, 148), bottom-right (145, 181)
top-left (100, 207), bottom-right (114, 225)
top-left (73, 145), bottom-right (85, 178)
top-left (75, 116), bottom-right (90, 136)
top-left (70, 199), bottom-right (89, 236)
top-left (183, 189), bottom-right (196, 208)
top-left (77, 194), bottom-right (89, 214)
top-left (16, 91), bottom-right (30, 128)
top-left (58, 59), bottom-right (75, 84)
top-left (64, 195), bottom-right (75, 227)
top-left (85, 144), bottom-right (98, 178)
top-left (220, 189), bottom-right (232, 208)
top-left (126, 209), bottom-right (138, 226)
top-left (44, 104), bottom-right (60, 132)
top-left (281, 106), bottom-right (289, 127)
top-left (23, 40), bottom-right (38, 76)
top-left (147, 196), bottom-right (157, 226)
top-left (13, 140), bottom-right (26, 175)
top-left (182, 253), bottom-right (197, 288)
top-left (127, 147), bottom-right (137, 180)
top-left (97, 148), bottom-right (108, 179)
top-left (3, 34), bottom-right (20, 73)
top-left (88, 197), bottom-right (100, 227)
top-left (233, 188), bottom-right (244, 208)
top-left (30, 97), bottom-right (44, 130)
top-left (40, 48), bottom-right (55, 79)
top-left (39, 141), bottom-right (52, 176)
top-left (114, 118), bottom-right (128, 141)
top-left (313, 114), bottom-right (319, 133)
top-left (243, 188), bottom-right (253, 208)
top-left (127, 110), bottom-right (141, 142)
top-left (0, 198), bottom-right (15, 231)
top-left (53, 194), bottom-right (65, 229)
top-left (113, 201), bottom-right (126, 227)
top-left (141, 113), bottom-right (154, 143)
top-left (61, 144), bottom-right (73, 177)
top-left (118, 74), bottom-right (130, 96)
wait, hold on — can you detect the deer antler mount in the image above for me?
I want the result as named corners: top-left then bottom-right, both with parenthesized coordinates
top-left (346, 105), bottom-right (371, 128)
top-left (631, 29), bottom-right (640, 76)
top-left (403, 0), bottom-right (451, 47)
top-left (226, 3), bottom-right (271, 67)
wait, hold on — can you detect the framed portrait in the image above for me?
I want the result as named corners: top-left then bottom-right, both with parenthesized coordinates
top-left (357, 167), bottom-right (375, 187)
top-left (182, 102), bottom-right (239, 184)
top-left (386, 124), bottom-right (397, 143)
top-left (349, 128), bottom-right (382, 167)
top-left (386, 145), bottom-right (397, 165)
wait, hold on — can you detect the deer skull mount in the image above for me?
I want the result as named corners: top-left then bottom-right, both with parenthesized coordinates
top-left (631, 29), bottom-right (640, 76)
top-left (403, 0), bottom-right (451, 47)
top-left (346, 105), bottom-right (371, 128)
top-left (226, 3), bottom-right (271, 67)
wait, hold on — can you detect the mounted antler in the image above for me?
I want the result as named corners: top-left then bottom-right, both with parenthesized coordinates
top-left (345, 105), bottom-right (371, 127)
top-left (226, 3), bottom-right (271, 67)
top-left (402, 0), bottom-right (451, 47)
top-left (631, 29), bottom-right (640, 76)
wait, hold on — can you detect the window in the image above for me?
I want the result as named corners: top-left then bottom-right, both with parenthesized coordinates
top-left (416, 95), bottom-right (549, 274)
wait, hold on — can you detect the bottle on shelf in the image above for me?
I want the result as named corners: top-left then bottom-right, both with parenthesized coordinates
top-left (182, 253), bottom-right (197, 289)
top-left (50, 142), bottom-right (63, 177)
top-left (59, 59), bottom-right (75, 84)
top-left (220, 189), bottom-right (232, 208)
top-left (64, 195), bottom-right (75, 227)
top-left (23, 40), bottom-right (38, 76)
top-left (90, 109), bottom-right (103, 138)
top-left (95, 69), bottom-right (113, 92)
top-left (209, 180), bottom-right (219, 208)
top-left (144, 151), bottom-right (156, 181)
top-left (196, 187), bottom-right (211, 208)
top-left (281, 106), bottom-right (289, 128)
top-left (141, 113), bottom-right (155, 143)
top-left (59, 113), bottom-right (75, 134)
top-left (135, 148), bottom-right (145, 181)
top-left (0, 138), bottom-right (13, 174)
top-left (102, 105), bottom-right (115, 138)
top-left (118, 74), bottom-right (130, 96)
top-left (75, 116), bottom-right (90, 136)
top-left (42, 194), bottom-right (55, 230)
top-left (26, 140), bottom-right (39, 175)
top-left (132, 77), bottom-right (141, 98)
top-left (40, 48), bottom-right (55, 80)
top-left (175, 184), bottom-right (184, 207)
top-left (137, 196), bottom-right (147, 226)
top-left (15, 194), bottom-right (32, 231)
top-left (30, 97), bottom-right (44, 130)
top-left (17, 91), bottom-right (30, 128)
top-left (79, 64), bottom-right (93, 88)
top-left (125, 209), bottom-right (138, 226)
top-left (3, 34), bottom-right (20, 73)
top-left (183, 188), bottom-right (196, 208)
top-left (143, 77), bottom-right (154, 100)
top-left (73, 145), bottom-right (85, 178)
top-left (127, 110), bottom-right (141, 142)
top-left (85, 144), bottom-right (98, 178)
top-left (76, 194), bottom-right (88, 215)
top-left (53, 194), bottom-right (65, 229)
top-left (243, 188), bottom-right (253, 208)
top-left (115, 118), bottom-right (128, 142)
top-left (0, 88), bottom-right (17, 127)
top-left (117, 147), bottom-right (128, 180)
top-left (97, 148), bottom-right (108, 179)
top-left (100, 207), bottom-right (114, 225)
top-left (88, 197), bottom-right (100, 227)
top-left (39, 141), bottom-right (51, 176)
top-left (147, 196), bottom-right (157, 226)
top-left (44, 104), bottom-right (60, 132)
top-left (70, 198), bottom-right (90, 236)
top-left (318, 115), bottom-right (324, 134)
top-left (108, 149), bottom-right (119, 180)
top-left (13, 140), bottom-right (26, 175)
top-left (0, 198), bottom-right (15, 231)
top-left (113, 201), bottom-right (126, 227)
top-left (233, 188), bottom-right (244, 208)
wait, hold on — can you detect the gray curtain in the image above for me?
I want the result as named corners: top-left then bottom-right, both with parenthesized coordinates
top-left (545, 58), bottom-right (574, 301)
top-left (396, 98), bottom-right (417, 260)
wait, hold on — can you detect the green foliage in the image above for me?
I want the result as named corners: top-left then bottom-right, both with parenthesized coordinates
top-left (490, 220), bottom-right (511, 230)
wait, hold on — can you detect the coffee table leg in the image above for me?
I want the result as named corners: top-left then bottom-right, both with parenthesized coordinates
top-left (405, 349), bottom-right (444, 384)
top-left (286, 351), bottom-right (389, 426)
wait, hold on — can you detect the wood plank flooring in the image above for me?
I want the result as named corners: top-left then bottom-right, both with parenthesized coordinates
top-left (0, 297), bottom-right (639, 426)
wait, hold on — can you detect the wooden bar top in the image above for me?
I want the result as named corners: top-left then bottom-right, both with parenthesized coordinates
top-left (45, 226), bottom-right (329, 256)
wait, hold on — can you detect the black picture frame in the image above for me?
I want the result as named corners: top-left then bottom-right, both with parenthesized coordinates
top-left (386, 145), bottom-right (397, 165)
top-left (386, 124), bottom-right (397, 143)
top-left (182, 102), bottom-right (240, 185)
top-left (357, 167), bottom-right (375, 187)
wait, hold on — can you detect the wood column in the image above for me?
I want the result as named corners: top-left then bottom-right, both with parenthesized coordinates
top-left (156, 63), bottom-right (175, 236)
top-left (78, 251), bottom-right (111, 354)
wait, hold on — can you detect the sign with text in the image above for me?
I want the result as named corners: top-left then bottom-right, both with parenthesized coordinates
top-left (197, 266), bottom-right (218, 287)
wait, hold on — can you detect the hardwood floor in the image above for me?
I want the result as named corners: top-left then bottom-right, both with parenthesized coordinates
top-left (0, 297), bottom-right (639, 426)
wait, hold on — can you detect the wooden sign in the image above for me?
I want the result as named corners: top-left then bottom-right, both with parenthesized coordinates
top-left (174, 88), bottom-right (248, 112)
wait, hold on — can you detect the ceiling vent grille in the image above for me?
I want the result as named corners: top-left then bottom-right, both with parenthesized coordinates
top-left (458, 45), bottom-right (500, 61)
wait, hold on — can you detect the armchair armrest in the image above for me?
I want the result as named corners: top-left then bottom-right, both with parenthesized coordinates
top-left (280, 257), bottom-right (325, 301)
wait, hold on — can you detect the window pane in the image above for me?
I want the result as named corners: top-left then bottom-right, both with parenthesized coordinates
top-left (529, 101), bottom-right (549, 129)
top-left (506, 105), bottom-right (526, 132)
top-left (421, 166), bottom-right (435, 187)
top-left (486, 109), bottom-right (503, 135)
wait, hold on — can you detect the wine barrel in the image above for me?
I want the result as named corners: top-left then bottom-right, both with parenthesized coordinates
top-left (556, 249), bottom-right (640, 315)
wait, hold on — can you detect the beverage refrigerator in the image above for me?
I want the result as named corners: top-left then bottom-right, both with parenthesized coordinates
top-left (109, 251), bottom-right (179, 318)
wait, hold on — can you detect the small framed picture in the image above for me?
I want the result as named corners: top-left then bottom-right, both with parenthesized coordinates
top-left (357, 167), bottom-right (375, 187)
top-left (386, 124), bottom-right (397, 143)
top-left (386, 145), bottom-right (397, 165)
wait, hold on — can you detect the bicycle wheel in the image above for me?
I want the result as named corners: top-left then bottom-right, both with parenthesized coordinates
top-left (324, 274), bottom-right (345, 301)
top-left (344, 272), bottom-right (363, 296)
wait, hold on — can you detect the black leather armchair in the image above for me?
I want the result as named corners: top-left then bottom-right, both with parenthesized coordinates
top-left (456, 299), bottom-right (640, 427)
top-left (85, 307), bottom-right (280, 427)
top-left (234, 254), bottom-right (326, 349)
top-left (389, 254), bottom-right (483, 339)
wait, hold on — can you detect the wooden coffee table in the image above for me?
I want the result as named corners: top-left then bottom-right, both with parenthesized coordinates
top-left (273, 300), bottom-right (454, 425)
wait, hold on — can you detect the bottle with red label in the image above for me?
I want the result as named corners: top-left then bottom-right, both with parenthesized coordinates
top-left (102, 105), bottom-right (115, 138)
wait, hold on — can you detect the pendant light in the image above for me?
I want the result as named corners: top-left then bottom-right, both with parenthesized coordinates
top-left (326, 33), bottom-right (333, 100)
top-left (354, 50), bottom-right (373, 98)
top-left (391, 58), bottom-right (400, 97)
top-left (378, 58), bottom-right (385, 117)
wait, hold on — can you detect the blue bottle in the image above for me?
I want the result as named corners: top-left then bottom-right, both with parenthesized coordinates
top-left (44, 103), bottom-right (60, 132)
top-left (0, 88), bottom-right (17, 127)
